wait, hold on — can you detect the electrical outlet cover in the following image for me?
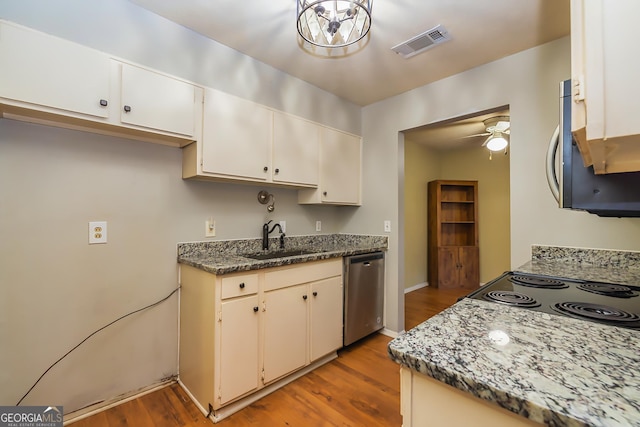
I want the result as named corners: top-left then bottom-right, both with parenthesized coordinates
top-left (89, 221), bottom-right (107, 244)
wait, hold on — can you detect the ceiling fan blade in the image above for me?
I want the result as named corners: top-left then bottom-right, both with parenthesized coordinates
top-left (481, 135), bottom-right (493, 147)
top-left (461, 132), bottom-right (490, 139)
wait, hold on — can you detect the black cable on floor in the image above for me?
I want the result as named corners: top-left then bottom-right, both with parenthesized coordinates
top-left (16, 286), bottom-right (180, 406)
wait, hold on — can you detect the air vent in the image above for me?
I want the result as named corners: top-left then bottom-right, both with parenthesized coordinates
top-left (391, 25), bottom-right (451, 59)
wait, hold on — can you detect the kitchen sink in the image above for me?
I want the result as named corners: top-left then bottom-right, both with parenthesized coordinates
top-left (242, 249), bottom-right (317, 260)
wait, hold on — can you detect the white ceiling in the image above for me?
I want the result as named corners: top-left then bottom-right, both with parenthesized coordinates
top-left (130, 0), bottom-right (570, 107)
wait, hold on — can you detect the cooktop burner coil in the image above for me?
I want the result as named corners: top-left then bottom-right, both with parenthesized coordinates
top-left (552, 302), bottom-right (640, 325)
top-left (484, 291), bottom-right (541, 308)
top-left (509, 275), bottom-right (569, 289)
top-left (577, 283), bottom-right (639, 298)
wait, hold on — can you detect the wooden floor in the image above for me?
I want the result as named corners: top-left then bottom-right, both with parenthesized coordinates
top-left (70, 285), bottom-right (466, 427)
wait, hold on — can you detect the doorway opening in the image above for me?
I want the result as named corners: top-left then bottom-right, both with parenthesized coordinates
top-left (401, 106), bottom-right (511, 330)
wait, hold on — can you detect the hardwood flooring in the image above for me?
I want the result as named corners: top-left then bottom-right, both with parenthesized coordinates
top-left (70, 285), bottom-right (464, 426)
top-left (405, 285), bottom-right (471, 330)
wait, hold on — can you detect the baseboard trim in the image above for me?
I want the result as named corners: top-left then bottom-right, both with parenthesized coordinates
top-left (379, 328), bottom-right (399, 339)
top-left (404, 282), bottom-right (428, 294)
top-left (63, 378), bottom-right (176, 425)
top-left (180, 352), bottom-right (338, 423)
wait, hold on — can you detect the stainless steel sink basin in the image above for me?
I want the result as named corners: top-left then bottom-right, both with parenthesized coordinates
top-left (243, 249), bottom-right (316, 260)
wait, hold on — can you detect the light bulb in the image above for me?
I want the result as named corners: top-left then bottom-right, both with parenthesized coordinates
top-left (486, 135), bottom-right (508, 151)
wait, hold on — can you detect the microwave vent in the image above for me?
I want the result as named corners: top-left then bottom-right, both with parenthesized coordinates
top-left (391, 25), bottom-right (451, 59)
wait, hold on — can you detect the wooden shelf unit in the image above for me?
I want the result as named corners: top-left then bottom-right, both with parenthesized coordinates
top-left (428, 180), bottom-right (479, 289)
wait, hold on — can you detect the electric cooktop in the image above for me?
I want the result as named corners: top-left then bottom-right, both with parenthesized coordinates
top-left (465, 272), bottom-right (640, 330)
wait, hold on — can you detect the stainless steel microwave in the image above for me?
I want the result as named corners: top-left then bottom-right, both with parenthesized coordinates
top-left (546, 79), bottom-right (640, 217)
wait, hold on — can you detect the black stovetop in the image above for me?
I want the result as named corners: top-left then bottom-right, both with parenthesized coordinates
top-left (465, 272), bottom-right (640, 330)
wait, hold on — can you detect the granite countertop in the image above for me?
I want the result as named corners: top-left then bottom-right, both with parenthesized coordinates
top-left (388, 298), bottom-right (640, 427)
top-left (389, 245), bottom-right (640, 427)
top-left (177, 234), bottom-right (388, 275)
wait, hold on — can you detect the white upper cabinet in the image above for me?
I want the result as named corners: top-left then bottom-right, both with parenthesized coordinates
top-left (0, 20), bottom-right (201, 147)
top-left (119, 62), bottom-right (197, 137)
top-left (298, 127), bottom-right (362, 205)
top-left (184, 89), bottom-right (320, 188)
top-left (272, 112), bottom-right (319, 187)
top-left (570, 0), bottom-right (640, 174)
top-left (200, 87), bottom-right (271, 181)
top-left (0, 20), bottom-right (110, 118)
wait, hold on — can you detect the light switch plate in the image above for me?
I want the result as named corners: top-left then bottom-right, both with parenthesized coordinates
top-left (89, 221), bottom-right (107, 244)
top-left (205, 219), bottom-right (216, 237)
top-left (384, 220), bottom-right (391, 232)
top-left (316, 221), bottom-right (322, 232)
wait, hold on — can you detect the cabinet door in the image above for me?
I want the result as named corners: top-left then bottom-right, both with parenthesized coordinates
top-left (219, 295), bottom-right (260, 405)
top-left (263, 284), bottom-right (308, 383)
top-left (319, 128), bottom-right (362, 204)
top-left (458, 246), bottom-right (479, 289)
top-left (201, 88), bottom-right (271, 181)
top-left (436, 247), bottom-right (459, 289)
top-left (0, 21), bottom-right (110, 118)
top-left (310, 277), bottom-right (343, 361)
top-left (272, 112), bottom-right (319, 186)
top-left (119, 62), bottom-right (196, 136)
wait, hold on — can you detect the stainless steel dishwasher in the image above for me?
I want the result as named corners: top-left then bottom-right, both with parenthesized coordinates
top-left (343, 251), bottom-right (385, 346)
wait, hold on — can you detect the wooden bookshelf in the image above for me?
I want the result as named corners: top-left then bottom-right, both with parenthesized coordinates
top-left (427, 180), bottom-right (479, 289)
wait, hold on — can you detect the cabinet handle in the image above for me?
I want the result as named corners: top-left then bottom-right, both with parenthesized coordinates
top-left (253, 306), bottom-right (259, 312)
top-left (274, 168), bottom-right (280, 174)
top-left (239, 282), bottom-right (245, 289)
top-left (323, 191), bottom-right (327, 196)
top-left (123, 105), bottom-right (132, 113)
top-left (99, 99), bottom-right (108, 107)
top-left (302, 295), bottom-right (308, 300)
top-left (313, 291), bottom-right (318, 297)
top-left (263, 166), bottom-right (268, 172)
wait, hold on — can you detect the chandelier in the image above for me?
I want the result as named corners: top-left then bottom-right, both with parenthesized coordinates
top-left (297, 0), bottom-right (373, 48)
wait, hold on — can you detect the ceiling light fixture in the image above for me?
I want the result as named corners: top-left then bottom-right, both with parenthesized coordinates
top-left (486, 133), bottom-right (509, 152)
top-left (297, 0), bottom-right (373, 48)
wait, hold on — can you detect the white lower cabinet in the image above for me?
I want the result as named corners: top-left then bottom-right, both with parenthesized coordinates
top-left (179, 258), bottom-right (343, 421)
top-left (219, 294), bottom-right (260, 405)
top-left (310, 277), bottom-right (344, 361)
top-left (263, 284), bottom-right (308, 383)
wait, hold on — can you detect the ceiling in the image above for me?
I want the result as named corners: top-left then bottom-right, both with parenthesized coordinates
top-left (404, 106), bottom-right (510, 151)
top-left (130, 0), bottom-right (570, 107)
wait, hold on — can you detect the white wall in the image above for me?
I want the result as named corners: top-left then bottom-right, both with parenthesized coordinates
top-left (0, 0), bottom-right (360, 412)
top-left (353, 36), bottom-right (640, 333)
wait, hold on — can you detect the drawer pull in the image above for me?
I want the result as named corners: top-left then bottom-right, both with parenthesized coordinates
top-left (253, 306), bottom-right (259, 312)
top-left (303, 294), bottom-right (308, 300)
top-left (239, 282), bottom-right (245, 289)
top-left (123, 105), bottom-right (132, 113)
top-left (99, 99), bottom-right (108, 107)
top-left (313, 291), bottom-right (318, 297)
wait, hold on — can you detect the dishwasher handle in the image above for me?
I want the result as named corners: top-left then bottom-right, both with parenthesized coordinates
top-left (347, 252), bottom-right (384, 265)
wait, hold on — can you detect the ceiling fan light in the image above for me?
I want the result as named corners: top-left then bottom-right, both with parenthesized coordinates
top-left (486, 135), bottom-right (508, 151)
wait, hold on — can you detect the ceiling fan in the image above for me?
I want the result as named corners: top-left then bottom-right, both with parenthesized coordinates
top-left (463, 115), bottom-right (510, 156)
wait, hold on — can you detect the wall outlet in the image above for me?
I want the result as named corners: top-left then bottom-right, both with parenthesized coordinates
top-left (89, 221), bottom-right (107, 244)
top-left (315, 221), bottom-right (322, 232)
top-left (205, 219), bottom-right (216, 237)
top-left (384, 220), bottom-right (391, 232)
top-left (279, 220), bottom-right (286, 233)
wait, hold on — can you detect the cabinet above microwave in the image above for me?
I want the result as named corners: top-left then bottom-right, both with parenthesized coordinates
top-left (570, 0), bottom-right (640, 174)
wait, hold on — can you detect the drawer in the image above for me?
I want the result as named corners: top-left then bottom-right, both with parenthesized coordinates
top-left (221, 273), bottom-right (259, 300)
top-left (263, 259), bottom-right (342, 292)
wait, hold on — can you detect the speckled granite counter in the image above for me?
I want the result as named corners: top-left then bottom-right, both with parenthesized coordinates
top-left (517, 245), bottom-right (640, 287)
top-left (177, 234), bottom-right (387, 274)
top-left (389, 245), bottom-right (640, 427)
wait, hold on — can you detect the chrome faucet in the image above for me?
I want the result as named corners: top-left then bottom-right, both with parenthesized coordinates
top-left (262, 220), bottom-right (285, 250)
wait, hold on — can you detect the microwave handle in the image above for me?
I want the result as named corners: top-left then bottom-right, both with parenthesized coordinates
top-left (545, 125), bottom-right (560, 203)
